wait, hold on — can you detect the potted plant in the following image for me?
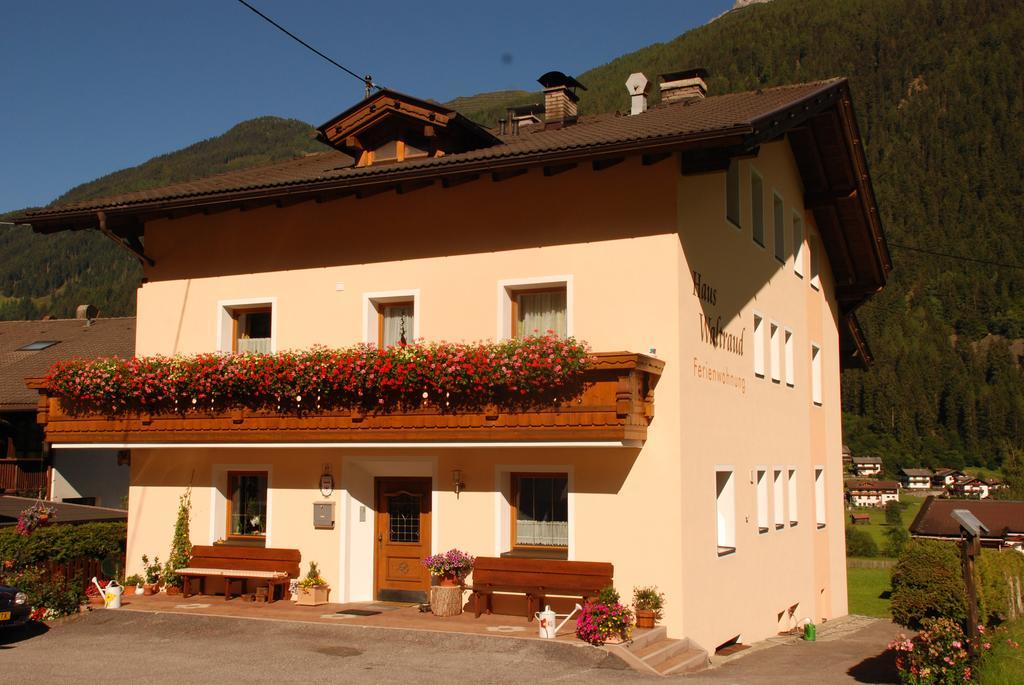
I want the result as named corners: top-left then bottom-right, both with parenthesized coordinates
top-left (15, 502), bottom-right (56, 535)
top-left (296, 561), bottom-right (330, 606)
top-left (576, 599), bottom-right (634, 646)
top-left (632, 586), bottom-right (665, 629)
top-left (141, 554), bottom-right (161, 595)
top-left (125, 573), bottom-right (145, 595)
top-left (421, 549), bottom-right (474, 587)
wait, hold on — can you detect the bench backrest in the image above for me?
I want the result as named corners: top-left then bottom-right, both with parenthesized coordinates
top-left (188, 545), bottom-right (301, 578)
top-left (473, 557), bottom-right (613, 593)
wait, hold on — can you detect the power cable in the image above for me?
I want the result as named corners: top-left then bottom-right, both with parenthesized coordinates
top-left (887, 242), bottom-right (1024, 272)
top-left (234, 0), bottom-right (381, 95)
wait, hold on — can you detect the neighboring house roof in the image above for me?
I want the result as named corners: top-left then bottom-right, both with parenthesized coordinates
top-left (910, 496), bottom-right (1024, 543)
top-left (901, 468), bottom-right (933, 477)
top-left (851, 456), bottom-right (882, 465)
top-left (0, 317), bottom-right (135, 411)
top-left (846, 479), bottom-right (900, 491)
top-left (933, 468), bottom-right (960, 477)
top-left (0, 494), bottom-right (127, 526)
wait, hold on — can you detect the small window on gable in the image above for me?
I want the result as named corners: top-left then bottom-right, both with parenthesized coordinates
top-left (233, 307), bottom-right (272, 354)
top-left (378, 300), bottom-right (415, 347)
top-left (751, 170), bottom-right (764, 247)
top-left (793, 213), bottom-right (805, 278)
top-left (773, 193), bottom-right (785, 262)
top-left (716, 469), bottom-right (736, 556)
top-left (726, 160), bottom-right (741, 228)
top-left (512, 287), bottom-right (567, 339)
top-left (753, 313), bottom-right (765, 378)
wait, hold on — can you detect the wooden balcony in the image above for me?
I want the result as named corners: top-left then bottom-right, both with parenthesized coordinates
top-left (27, 352), bottom-right (663, 446)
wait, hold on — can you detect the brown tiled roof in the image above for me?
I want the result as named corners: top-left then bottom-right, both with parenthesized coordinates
top-left (20, 79), bottom-right (843, 219)
top-left (901, 468), bottom-right (933, 477)
top-left (0, 317), bottom-right (135, 411)
top-left (846, 479), bottom-right (900, 491)
top-left (910, 496), bottom-right (1024, 539)
top-left (851, 456), bottom-right (882, 464)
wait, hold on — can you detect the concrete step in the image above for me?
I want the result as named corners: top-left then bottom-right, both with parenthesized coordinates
top-left (633, 637), bottom-right (690, 668)
top-left (626, 626), bottom-right (667, 651)
top-left (659, 647), bottom-right (710, 676)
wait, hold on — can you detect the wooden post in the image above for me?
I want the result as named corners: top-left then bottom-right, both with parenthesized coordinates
top-left (960, 532), bottom-right (981, 656)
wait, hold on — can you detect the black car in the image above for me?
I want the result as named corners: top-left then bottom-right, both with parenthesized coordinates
top-left (0, 584), bottom-right (30, 629)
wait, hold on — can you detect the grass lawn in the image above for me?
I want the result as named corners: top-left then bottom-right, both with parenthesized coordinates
top-left (847, 566), bottom-right (892, 618)
top-left (977, 620), bottom-right (1024, 684)
top-left (848, 494), bottom-right (926, 550)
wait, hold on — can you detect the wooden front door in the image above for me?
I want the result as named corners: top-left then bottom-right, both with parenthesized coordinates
top-left (374, 477), bottom-right (432, 602)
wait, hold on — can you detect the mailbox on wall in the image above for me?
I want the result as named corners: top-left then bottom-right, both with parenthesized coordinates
top-left (313, 501), bottom-right (335, 529)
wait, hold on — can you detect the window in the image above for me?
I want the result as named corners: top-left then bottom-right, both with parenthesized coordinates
top-left (773, 468), bottom-right (785, 530)
top-left (751, 170), bottom-right (764, 246)
top-left (511, 474), bottom-right (568, 550)
top-left (770, 322), bottom-right (781, 384)
top-left (792, 212), bottom-right (805, 277)
top-left (811, 344), bottom-right (822, 406)
top-left (726, 160), bottom-right (740, 228)
top-left (378, 300), bottom-right (415, 347)
top-left (773, 192), bottom-right (785, 262)
top-left (512, 287), bottom-right (567, 339)
top-left (815, 467), bottom-right (826, 529)
top-left (756, 468), bottom-right (769, 534)
top-left (227, 471), bottom-right (268, 539)
top-left (784, 328), bottom-right (795, 387)
top-left (809, 234), bottom-right (821, 290)
top-left (232, 307), bottom-right (272, 353)
top-left (17, 340), bottom-right (59, 351)
top-left (753, 313), bottom-right (765, 378)
top-left (788, 468), bottom-right (798, 526)
top-left (716, 469), bottom-right (736, 556)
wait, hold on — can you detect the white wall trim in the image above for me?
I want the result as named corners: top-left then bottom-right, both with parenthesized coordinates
top-left (215, 297), bottom-right (278, 353)
top-left (362, 289), bottom-right (421, 344)
top-left (496, 275), bottom-right (574, 340)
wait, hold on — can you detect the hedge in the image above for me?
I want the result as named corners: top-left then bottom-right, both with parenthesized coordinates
top-left (0, 521), bottom-right (127, 566)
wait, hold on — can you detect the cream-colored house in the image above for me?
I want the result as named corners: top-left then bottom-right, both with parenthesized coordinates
top-left (17, 69), bottom-right (890, 652)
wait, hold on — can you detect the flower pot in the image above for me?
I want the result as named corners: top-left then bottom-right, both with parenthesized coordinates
top-left (133, 584), bottom-right (145, 595)
top-left (143, 583), bottom-right (158, 596)
top-left (296, 585), bottom-right (330, 606)
top-left (438, 573), bottom-right (460, 587)
top-left (635, 609), bottom-right (657, 629)
top-left (165, 585), bottom-right (181, 596)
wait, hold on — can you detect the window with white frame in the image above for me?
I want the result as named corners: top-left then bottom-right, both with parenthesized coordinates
top-left (770, 322), bottom-right (781, 384)
top-left (815, 467), bottom-right (826, 529)
top-left (773, 468), bottom-right (785, 530)
top-left (512, 473), bottom-right (569, 550)
top-left (751, 170), bottom-right (764, 247)
top-left (499, 278), bottom-right (571, 340)
top-left (716, 468), bottom-right (736, 555)
top-left (773, 192), bottom-right (785, 262)
top-left (726, 160), bottom-right (741, 228)
top-left (365, 291), bottom-right (420, 346)
top-left (219, 300), bottom-right (275, 354)
top-left (809, 233), bottom-right (821, 290)
top-left (811, 343), bottom-right (822, 406)
top-left (788, 468), bottom-right (798, 526)
top-left (753, 313), bottom-right (765, 378)
top-left (784, 328), bottom-right (795, 387)
top-left (756, 468), bottom-right (769, 534)
top-left (792, 212), bottom-right (805, 278)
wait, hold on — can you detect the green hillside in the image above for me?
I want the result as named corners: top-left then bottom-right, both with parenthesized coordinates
top-left (2, 0), bottom-right (1022, 472)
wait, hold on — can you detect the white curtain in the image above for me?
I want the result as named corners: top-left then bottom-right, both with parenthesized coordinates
top-left (382, 304), bottom-right (414, 346)
top-left (516, 520), bottom-right (569, 547)
top-left (237, 337), bottom-right (271, 354)
top-left (517, 291), bottom-right (566, 338)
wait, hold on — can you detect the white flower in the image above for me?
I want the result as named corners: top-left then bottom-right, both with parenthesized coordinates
top-left (422, 391), bottom-right (429, 399)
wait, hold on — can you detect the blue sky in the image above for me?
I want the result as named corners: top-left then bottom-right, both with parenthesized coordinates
top-left (0, 1), bottom-right (732, 213)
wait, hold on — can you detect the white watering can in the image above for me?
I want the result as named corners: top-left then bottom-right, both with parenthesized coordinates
top-left (91, 577), bottom-right (122, 609)
top-left (534, 603), bottom-right (582, 639)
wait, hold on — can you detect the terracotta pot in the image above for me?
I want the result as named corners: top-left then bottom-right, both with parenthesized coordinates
top-left (165, 585), bottom-right (181, 596)
top-left (143, 583), bottom-right (158, 596)
top-left (635, 609), bottom-right (657, 629)
top-left (38, 514), bottom-right (49, 523)
top-left (438, 573), bottom-right (460, 587)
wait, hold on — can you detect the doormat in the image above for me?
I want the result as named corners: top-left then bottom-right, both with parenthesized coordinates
top-left (336, 609), bottom-right (382, 617)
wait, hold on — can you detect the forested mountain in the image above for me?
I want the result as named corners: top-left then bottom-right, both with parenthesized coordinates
top-left (2, 0), bottom-right (1022, 472)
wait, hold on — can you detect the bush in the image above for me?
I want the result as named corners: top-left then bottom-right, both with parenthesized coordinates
top-left (0, 566), bottom-right (82, 619)
top-left (890, 540), bottom-right (966, 629)
top-left (889, 617), bottom-right (974, 685)
top-left (846, 526), bottom-right (880, 558)
top-left (0, 521), bottom-right (126, 568)
top-left (886, 525), bottom-right (911, 557)
top-left (575, 602), bottom-right (633, 646)
top-left (977, 549), bottom-right (1024, 625)
top-left (975, 620), bottom-right (1024, 685)
top-left (885, 501), bottom-right (904, 526)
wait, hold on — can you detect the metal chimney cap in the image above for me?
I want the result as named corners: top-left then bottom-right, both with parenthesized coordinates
top-left (660, 67), bottom-right (710, 83)
top-left (538, 71), bottom-right (587, 91)
top-left (625, 73), bottom-right (650, 95)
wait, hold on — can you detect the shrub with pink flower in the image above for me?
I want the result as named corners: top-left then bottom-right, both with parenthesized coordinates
top-left (576, 601), bottom-right (633, 646)
top-left (45, 335), bottom-right (592, 416)
top-left (889, 617), bottom-right (995, 684)
top-left (421, 549), bottom-right (475, 581)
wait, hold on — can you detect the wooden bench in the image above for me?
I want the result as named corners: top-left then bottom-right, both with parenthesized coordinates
top-left (178, 545), bottom-right (300, 602)
top-left (470, 557), bottom-right (613, 621)
top-left (850, 513), bottom-right (871, 525)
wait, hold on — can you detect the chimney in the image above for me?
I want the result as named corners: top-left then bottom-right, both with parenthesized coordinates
top-left (625, 73), bottom-right (650, 115)
top-left (660, 68), bottom-right (709, 103)
top-left (538, 71), bottom-right (587, 129)
top-left (76, 304), bottom-right (98, 325)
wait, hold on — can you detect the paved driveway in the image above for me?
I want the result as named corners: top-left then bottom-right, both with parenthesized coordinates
top-left (0, 610), bottom-right (901, 684)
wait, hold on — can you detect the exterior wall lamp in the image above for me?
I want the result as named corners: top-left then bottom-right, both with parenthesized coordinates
top-left (452, 469), bottom-right (465, 498)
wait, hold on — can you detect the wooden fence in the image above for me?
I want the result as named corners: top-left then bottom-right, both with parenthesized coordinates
top-left (44, 555), bottom-right (125, 594)
top-left (0, 458), bottom-right (49, 497)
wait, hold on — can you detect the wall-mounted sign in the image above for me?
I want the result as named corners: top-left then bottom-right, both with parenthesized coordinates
top-left (692, 270), bottom-right (744, 356)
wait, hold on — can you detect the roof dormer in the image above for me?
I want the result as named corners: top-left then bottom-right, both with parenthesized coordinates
top-left (315, 89), bottom-right (502, 167)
